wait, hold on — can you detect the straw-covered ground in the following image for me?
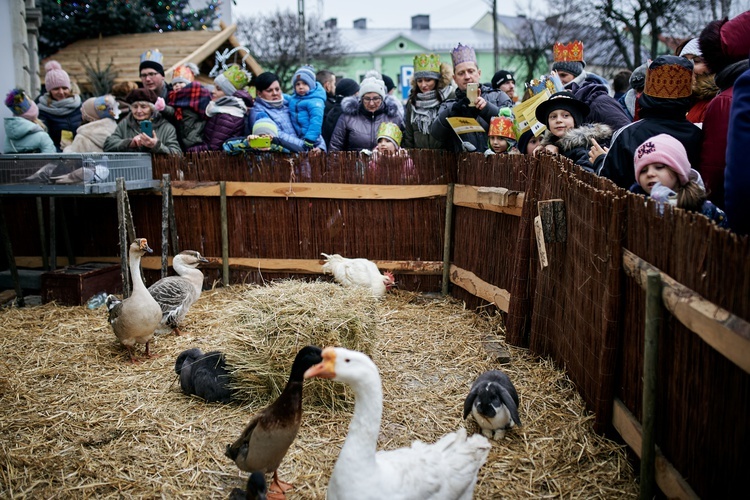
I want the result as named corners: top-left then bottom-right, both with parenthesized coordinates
top-left (0, 280), bottom-right (637, 498)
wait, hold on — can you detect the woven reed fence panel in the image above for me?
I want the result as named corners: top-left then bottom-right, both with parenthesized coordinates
top-left (521, 155), bottom-right (626, 432)
top-left (451, 153), bottom-right (529, 311)
top-left (617, 195), bottom-right (750, 498)
top-left (143, 150), bottom-right (457, 291)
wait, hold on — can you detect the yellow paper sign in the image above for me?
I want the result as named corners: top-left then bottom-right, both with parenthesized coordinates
top-left (446, 117), bottom-right (485, 135)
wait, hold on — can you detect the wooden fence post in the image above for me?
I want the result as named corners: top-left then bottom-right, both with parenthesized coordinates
top-left (116, 178), bottom-right (130, 298)
top-left (220, 181), bottom-right (229, 286)
top-left (36, 197), bottom-right (48, 270)
top-left (0, 199), bottom-right (24, 307)
top-left (641, 270), bottom-right (663, 500)
top-left (442, 183), bottom-right (454, 296)
top-left (161, 174), bottom-right (171, 279)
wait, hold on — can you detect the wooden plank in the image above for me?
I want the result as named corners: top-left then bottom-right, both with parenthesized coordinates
top-left (612, 399), bottom-right (699, 500)
top-left (13, 257), bottom-right (443, 275)
top-left (452, 184), bottom-right (524, 216)
top-left (170, 181), bottom-right (448, 200)
top-left (623, 249), bottom-right (750, 374)
top-left (538, 199), bottom-right (567, 242)
top-left (164, 24), bottom-right (237, 79)
top-left (449, 264), bottom-right (511, 312)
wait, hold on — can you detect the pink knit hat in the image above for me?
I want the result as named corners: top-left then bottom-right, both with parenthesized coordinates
top-left (633, 134), bottom-right (691, 185)
top-left (44, 61), bottom-right (71, 90)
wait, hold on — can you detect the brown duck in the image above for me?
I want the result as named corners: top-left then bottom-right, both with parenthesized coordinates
top-left (226, 346), bottom-right (322, 499)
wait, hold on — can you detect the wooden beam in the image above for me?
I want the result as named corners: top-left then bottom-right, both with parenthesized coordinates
top-left (449, 264), bottom-right (510, 312)
top-left (164, 23), bottom-right (237, 79)
top-left (170, 181), bottom-right (448, 200)
top-left (623, 249), bottom-right (750, 375)
top-left (13, 257), bottom-right (443, 275)
top-left (452, 184), bottom-right (524, 217)
top-left (612, 399), bottom-right (699, 500)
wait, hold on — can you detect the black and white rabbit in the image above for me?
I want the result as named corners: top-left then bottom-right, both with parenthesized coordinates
top-left (463, 370), bottom-right (521, 440)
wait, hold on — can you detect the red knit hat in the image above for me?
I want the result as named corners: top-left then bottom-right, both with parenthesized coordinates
top-left (633, 134), bottom-right (691, 186)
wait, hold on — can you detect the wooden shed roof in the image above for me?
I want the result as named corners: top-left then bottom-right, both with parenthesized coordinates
top-left (40, 23), bottom-right (262, 91)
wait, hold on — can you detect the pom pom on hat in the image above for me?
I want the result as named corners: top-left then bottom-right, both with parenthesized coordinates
top-left (172, 63), bottom-right (199, 85)
top-left (44, 60), bottom-right (72, 90)
top-left (335, 78), bottom-right (360, 97)
top-left (292, 65), bottom-right (317, 92)
top-left (5, 88), bottom-right (39, 121)
top-left (81, 95), bottom-right (120, 122)
top-left (252, 113), bottom-right (279, 137)
top-left (633, 134), bottom-right (691, 185)
top-left (215, 65), bottom-right (250, 96)
top-left (359, 70), bottom-right (386, 99)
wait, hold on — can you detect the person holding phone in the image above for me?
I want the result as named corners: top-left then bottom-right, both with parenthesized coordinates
top-left (104, 88), bottom-right (182, 155)
top-left (430, 43), bottom-right (513, 153)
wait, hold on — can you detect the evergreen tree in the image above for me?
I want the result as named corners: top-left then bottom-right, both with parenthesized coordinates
top-left (38, 0), bottom-right (221, 58)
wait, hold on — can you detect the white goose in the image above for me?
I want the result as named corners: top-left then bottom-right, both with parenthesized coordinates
top-left (148, 250), bottom-right (209, 335)
top-left (107, 238), bottom-right (163, 362)
top-left (304, 347), bottom-right (491, 500)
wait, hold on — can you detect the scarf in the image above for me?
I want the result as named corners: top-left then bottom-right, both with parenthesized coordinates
top-left (167, 82), bottom-right (211, 120)
top-left (258, 96), bottom-right (285, 109)
top-left (410, 86), bottom-right (451, 135)
top-left (37, 94), bottom-right (82, 116)
top-left (206, 96), bottom-right (247, 118)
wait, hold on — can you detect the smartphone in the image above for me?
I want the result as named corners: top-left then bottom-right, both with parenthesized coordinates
top-left (249, 136), bottom-right (271, 149)
top-left (140, 120), bottom-right (153, 136)
top-left (467, 83), bottom-right (479, 107)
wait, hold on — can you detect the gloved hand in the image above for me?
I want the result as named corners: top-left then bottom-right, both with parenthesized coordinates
top-left (154, 97), bottom-right (166, 112)
top-left (303, 139), bottom-right (315, 151)
top-left (453, 97), bottom-right (478, 118)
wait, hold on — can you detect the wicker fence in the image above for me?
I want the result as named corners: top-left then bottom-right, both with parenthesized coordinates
top-left (2, 150), bottom-right (748, 498)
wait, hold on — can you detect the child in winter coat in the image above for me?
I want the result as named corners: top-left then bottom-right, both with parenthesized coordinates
top-left (166, 63), bottom-right (211, 150)
top-left (63, 95), bottom-right (120, 153)
top-left (190, 65), bottom-right (253, 152)
top-left (287, 65), bottom-right (327, 149)
top-left (631, 134), bottom-right (728, 227)
top-left (223, 114), bottom-right (290, 154)
top-left (3, 89), bottom-right (55, 154)
top-left (37, 61), bottom-right (82, 151)
top-left (535, 91), bottom-right (612, 173)
top-left (365, 122), bottom-right (415, 181)
top-left (485, 113), bottom-right (518, 156)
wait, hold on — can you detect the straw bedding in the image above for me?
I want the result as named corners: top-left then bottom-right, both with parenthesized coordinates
top-left (0, 281), bottom-right (637, 498)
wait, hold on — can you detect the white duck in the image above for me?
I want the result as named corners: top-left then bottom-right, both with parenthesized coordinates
top-left (107, 238), bottom-right (163, 362)
top-left (304, 347), bottom-right (491, 500)
top-left (148, 250), bottom-right (209, 335)
top-left (320, 253), bottom-right (395, 298)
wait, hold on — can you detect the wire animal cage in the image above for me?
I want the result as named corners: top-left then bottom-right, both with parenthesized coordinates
top-left (0, 153), bottom-right (159, 194)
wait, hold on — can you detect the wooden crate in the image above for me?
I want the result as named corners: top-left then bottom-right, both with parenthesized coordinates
top-left (41, 263), bottom-right (122, 306)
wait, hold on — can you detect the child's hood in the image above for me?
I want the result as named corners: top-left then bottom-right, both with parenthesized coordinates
top-left (556, 123), bottom-right (612, 151)
top-left (4, 116), bottom-right (45, 140)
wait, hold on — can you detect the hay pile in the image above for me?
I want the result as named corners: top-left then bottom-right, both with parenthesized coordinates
top-left (0, 282), bottom-right (638, 498)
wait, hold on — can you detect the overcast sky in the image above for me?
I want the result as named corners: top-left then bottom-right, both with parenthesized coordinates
top-left (231, 0), bottom-right (510, 29)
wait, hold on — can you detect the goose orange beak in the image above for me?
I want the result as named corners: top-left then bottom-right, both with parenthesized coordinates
top-left (304, 347), bottom-right (336, 379)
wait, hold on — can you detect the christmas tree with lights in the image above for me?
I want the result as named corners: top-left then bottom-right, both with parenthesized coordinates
top-left (39, 0), bottom-right (221, 57)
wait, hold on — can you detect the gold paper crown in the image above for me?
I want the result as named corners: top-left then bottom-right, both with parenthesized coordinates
top-left (377, 122), bottom-right (403, 147)
top-left (489, 116), bottom-right (516, 140)
top-left (553, 41), bottom-right (584, 63)
top-left (644, 63), bottom-right (692, 99)
top-left (172, 65), bottom-right (196, 83)
top-left (413, 54), bottom-right (441, 78)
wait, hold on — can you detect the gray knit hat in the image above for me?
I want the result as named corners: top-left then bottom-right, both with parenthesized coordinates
top-left (552, 61), bottom-right (584, 77)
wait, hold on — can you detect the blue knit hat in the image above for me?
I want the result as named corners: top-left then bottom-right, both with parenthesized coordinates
top-left (292, 65), bottom-right (316, 92)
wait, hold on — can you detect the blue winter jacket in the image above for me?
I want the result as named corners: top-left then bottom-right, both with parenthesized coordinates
top-left (725, 64), bottom-right (750, 235)
top-left (288, 82), bottom-right (327, 143)
top-left (246, 95), bottom-right (326, 153)
top-left (3, 117), bottom-right (56, 154)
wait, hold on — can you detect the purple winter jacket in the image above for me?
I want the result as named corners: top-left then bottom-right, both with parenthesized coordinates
top-left (189, 91), bottom-right (253, 152)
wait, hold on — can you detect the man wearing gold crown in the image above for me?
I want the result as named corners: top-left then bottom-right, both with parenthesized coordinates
top-left (552, 41), bottom-right (630, 132)
top-left (595, 55), bottom-right (703, 189)
top-left (429, 43), bottom-right (513, 152)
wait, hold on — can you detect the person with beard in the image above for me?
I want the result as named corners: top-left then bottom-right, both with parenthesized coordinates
top-left (697, 11), bottom-right (750, 208)
top-left (403, 53), bottom-right (454, 149)
top-left (594, 56), bottom-right (702, 189)
top-left (329, 70), bottom-right (404, 152)
top-left (429, 43), bottom-right (512, 152)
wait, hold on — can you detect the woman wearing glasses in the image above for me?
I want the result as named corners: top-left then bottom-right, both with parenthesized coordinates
top-left (329, 70), bottom-right (404, 152)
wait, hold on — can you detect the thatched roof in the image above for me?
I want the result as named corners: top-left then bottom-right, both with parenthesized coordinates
top-left (40, 23), bottom-right (262, 92)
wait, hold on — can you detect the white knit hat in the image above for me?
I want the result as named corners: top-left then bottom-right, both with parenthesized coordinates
top-left (679, 38), bottom-right (702, 58)
top-left (358, 70), bottom-right (386, 99)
